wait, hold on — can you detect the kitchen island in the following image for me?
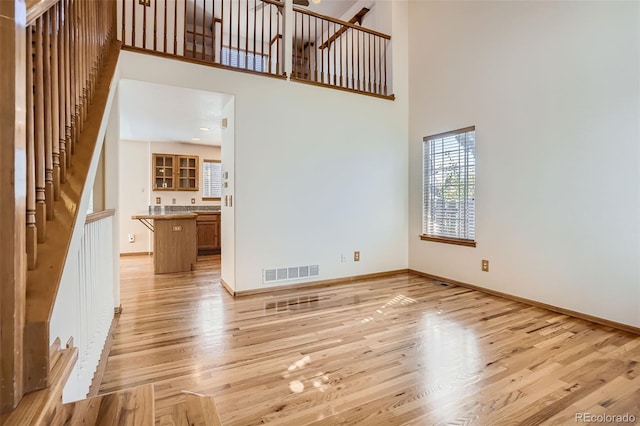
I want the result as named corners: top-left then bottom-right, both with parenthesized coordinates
top-left (131, 212), bottom-right (197, 274)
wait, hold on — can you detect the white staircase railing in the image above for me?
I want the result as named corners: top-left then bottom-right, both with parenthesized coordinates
top-left (50, 210), bottom-right (117, 402)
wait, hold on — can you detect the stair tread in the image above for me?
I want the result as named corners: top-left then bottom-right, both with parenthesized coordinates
top-left (65, 384), bottom-right (155, 426)
top-left (1, 347), bottom-right (78, 425)
top-left (182, 391), bottom-right (223, 426)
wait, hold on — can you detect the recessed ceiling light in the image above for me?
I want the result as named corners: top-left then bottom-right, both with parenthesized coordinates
top-left (191, 137), bottom-right (201, 141)
top-left (199, 127), bottom-right (210, 131)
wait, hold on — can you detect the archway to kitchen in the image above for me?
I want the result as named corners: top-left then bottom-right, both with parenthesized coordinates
top-left (116, 79), bottom-right (235, 293)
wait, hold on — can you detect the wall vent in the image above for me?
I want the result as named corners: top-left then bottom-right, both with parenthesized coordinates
top-left (263, 265), bottom-right (320, 284)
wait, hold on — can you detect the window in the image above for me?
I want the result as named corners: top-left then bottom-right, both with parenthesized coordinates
top-left (422, 126), bottom-right (476, 247)
top-left (221, 46), bottom-right (268, 72)
top-left (203, 160), bottom-right (222, 200)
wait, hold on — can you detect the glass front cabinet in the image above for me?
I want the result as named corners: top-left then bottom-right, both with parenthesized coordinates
top-left (153, 153), bottom-right (199, 191)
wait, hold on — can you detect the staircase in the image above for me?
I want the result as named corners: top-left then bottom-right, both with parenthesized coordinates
top-left (2, 337), bottom-right (222, 424)
top-left (0, 339), bottom-right (77, 425)
top-left (21, 0), bottom-right (121, 395)
top-left (1, 0), bottom-right (122, 418)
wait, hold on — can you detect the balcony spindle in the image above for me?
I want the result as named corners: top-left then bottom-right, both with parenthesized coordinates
top-left (173, 0), bottom-right (177, 54)
top-left (153, 0), bottom-right (157, 51)
top-left (163, 0), bottom-right (167, 53)
top-left (202, 0), bottom-right (206, 60)
top-left (356, 30), bottom-right (360, 90)
top-left (383, 39), bottom-right (387, 95)
top-left (332, 23), bottom-right (336, 85)
top-left (368, 33), bottom-right (372, 93)
top-left (244, 0), bottom-right (248, 69)
top-left (234, 0), bottom-right (239, 60)
top-left (275, 8), bottom-right (280, 75)
top-left (212, 0), bottom-right (216, 62)
top-left (142, 0), bottom-right (147, 49)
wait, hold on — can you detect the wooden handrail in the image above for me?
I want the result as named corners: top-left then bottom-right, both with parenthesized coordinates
top-left (85, 209), bottom-right (116, 225)
top-left (318, 7), bottom-right (370, 50)
top-left (261, 0), bottom-right (284, 8)
top-left (292, 6), bottom-right (391, 40)
top-left (26, 0), bottom-right (58, 25)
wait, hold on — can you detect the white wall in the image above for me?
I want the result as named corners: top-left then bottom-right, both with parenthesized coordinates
top-left (119, 140), bottom-right (152, 253)
top-left (105, 86), bottom-right (122, 307)
top-left (408, 1), bottom-right (640, 327)
top-left (118, 3), bottom-right (410, 290)
top-left (119, 140), bottom-right (221, 254)
top-left (221, 98), bottom-right (236, 291)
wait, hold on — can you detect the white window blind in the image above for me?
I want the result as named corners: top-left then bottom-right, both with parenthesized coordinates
top-left (221, 46), bottom-right (268, 72)
top-left (203, 160), bottom-right (222, 199)
top-left (423, 126), bottom-right (476, 243)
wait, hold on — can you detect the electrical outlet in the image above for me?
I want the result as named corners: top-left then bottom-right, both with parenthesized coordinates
top-left (128, 234), bottom-right (135, 243)
top-left (482, 259), bottom-right (489, 272)
top-left (172, 198), bottom-right (176, 204)
top-left (155, 197), bottom-right (161, 204)
top-left (354, 251), bottom-right (360, 262)
top-left (191, 198), bottom-right (195, 204)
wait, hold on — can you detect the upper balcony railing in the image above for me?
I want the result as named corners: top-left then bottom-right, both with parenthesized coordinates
top-left (292, 7), bottom-right (390, 97)
top-left (119, 0), bottom-right (285, 76)
top-left (118, 0), bottom-right (393, 99)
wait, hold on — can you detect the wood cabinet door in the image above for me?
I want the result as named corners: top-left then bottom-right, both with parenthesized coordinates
top-left (197, 222), bottom-right (217, 250)
top-left (197, 213), bottom-right (220, 254)
top-left (152, 154), bottom-right (175, 190)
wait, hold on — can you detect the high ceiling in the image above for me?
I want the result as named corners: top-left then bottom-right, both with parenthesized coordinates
top-left (119, 79), bottom-right (232, 146)
top-left (119, 1), bottom-right (362, 145)
top-left (302, 0), bottom-right (358, 20)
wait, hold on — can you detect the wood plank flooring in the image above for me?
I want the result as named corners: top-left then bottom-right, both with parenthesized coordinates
top-left (99, 255), bottom-right (640, 425)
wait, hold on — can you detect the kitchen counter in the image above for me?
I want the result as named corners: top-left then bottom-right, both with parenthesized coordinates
top-left (132, 212), bottom-right (196, 220)
top-left (131, 213), bottom-right (197, 274)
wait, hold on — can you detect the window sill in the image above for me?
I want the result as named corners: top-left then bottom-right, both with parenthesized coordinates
top-left (419, 235), bottom-right (476, 247)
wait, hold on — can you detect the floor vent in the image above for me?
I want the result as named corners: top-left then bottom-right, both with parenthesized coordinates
top-left (435, 281), bottom-right (450, 287)
top-left (263, 265), bottom-right (320, 284)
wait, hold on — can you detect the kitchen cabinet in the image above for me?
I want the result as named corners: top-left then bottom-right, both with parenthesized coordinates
top-left (152, 153), bottom-right (199, 191)
top-left (196, 212), bottom-right (220, 254)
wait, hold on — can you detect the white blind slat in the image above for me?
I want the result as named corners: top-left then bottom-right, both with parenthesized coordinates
top-left (423, 127), bottom-right (476, 241)
top-left (221, 46), bottom-right (268, 72)
top-left (203, 161), bottom-right (222, 198)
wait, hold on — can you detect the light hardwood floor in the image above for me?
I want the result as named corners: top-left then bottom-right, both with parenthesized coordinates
top-left (99, 255), bottom-right (640, 425)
